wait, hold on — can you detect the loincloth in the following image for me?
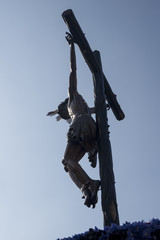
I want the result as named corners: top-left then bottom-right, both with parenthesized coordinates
top-left (67, 114), bottom-right (97, 152)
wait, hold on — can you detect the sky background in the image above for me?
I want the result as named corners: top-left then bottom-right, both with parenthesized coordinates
top-left (0, 0), bottom-right (160, 239)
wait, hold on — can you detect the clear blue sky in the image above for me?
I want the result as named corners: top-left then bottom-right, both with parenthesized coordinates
top-left (0, 1), bottom-right (160, 239)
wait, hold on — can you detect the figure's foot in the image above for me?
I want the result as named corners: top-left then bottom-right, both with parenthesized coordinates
top-left (88, 150), bottom-right (97, 168)
top-left (81, 184), bottom-right (92, 208)
top-left (89, 180), bottom-right (101, 208)
top-left (81, 181), bottom-right (101, 208)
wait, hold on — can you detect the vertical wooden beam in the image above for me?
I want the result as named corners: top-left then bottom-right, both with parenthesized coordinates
top-left (93, 50), bottom-right (120, 226)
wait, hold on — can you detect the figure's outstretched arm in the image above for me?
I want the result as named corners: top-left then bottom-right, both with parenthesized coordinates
top-left (89, 107), bottom-right (96, 114)
top-left (89, 104), bottom-right (110, 115)
top-left (66, 33), bottom-right (77, 98)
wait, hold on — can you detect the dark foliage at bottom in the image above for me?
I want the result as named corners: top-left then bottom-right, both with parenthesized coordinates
top-left (57, 219), bottom-right (160, 240)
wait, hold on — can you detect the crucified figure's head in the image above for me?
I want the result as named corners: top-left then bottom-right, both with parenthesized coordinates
top-left (47, 98), bottom-right (71, 122)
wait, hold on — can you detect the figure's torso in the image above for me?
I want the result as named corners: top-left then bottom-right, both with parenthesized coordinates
top-left (68, 92), bottom-right (90, 119)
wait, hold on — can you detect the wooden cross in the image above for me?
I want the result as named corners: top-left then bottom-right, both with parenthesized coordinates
top-left (62, 9), bottom-right (125, 227)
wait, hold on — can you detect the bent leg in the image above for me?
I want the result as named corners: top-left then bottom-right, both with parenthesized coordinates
top-left (62, 141), bottom-right (100, 208)
top-left (63, 142), bottom-right (92, 189)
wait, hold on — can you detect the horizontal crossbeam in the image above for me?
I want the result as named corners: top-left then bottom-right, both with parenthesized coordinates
top-left (62, 9), bottom-right (125, 121)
